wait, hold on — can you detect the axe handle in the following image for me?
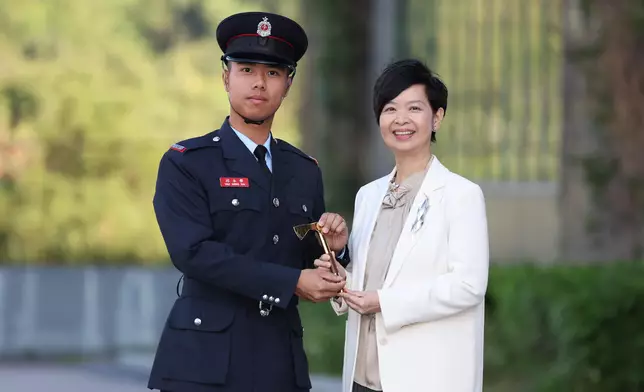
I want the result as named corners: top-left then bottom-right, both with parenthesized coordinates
top-left (314, 231), bottom-right (339, 276)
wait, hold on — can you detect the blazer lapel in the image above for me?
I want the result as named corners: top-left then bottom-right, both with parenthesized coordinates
top-left (219, 121), bottom-right (271, 193)
top-left (383, 158), bottom-right (448, 288)
top-left (356, 169), bottom-right (395, 291)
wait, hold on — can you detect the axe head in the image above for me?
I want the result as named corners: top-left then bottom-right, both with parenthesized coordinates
top-left (292, 222), bottom-right (319, 240)
top-left (293, 221), bottom-right (338, 275)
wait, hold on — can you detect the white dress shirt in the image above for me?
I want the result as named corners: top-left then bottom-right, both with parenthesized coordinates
top-left (231, 127), bottom-right (273, 173)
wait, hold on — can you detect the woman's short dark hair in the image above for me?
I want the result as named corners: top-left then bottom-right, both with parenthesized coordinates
top-left (373, 59), bottom-right (448, 143)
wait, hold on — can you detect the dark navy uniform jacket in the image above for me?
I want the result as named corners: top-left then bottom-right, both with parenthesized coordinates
top-left (148, 118), bottom-right (327, 392)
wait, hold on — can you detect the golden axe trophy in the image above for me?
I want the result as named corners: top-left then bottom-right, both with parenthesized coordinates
top-left (292, 222), bottom-right (340, 275)
top-left (261, 221), bottom-right (342, 317)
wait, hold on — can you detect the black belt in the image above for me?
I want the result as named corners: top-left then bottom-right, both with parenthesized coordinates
top-left (179, 276), bottom-right (232, 299)
top-left (177, 275), bottom-right (288, 318)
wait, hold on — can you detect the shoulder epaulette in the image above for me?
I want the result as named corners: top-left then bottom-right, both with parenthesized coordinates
top-left (276, 138), bottom-right (319, 166)
top-left (167, 132), bottom-right (219, 154)
top-left (170, 143), bottom-right (187, 153)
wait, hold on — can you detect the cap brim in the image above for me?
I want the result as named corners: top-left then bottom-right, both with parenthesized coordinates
top-left (223, 53), bottom-right (295, 68)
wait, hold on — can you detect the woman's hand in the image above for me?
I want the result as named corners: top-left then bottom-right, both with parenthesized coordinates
top-left (317, 212), bottom-right (349, 252)
top-left (313, 253), bottom-right (347, 279)
top-left (339, 289), bottom-right (381, 315)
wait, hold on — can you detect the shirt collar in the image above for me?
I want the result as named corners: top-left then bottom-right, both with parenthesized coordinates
top-left (230, 126), bottom-right (272, 158)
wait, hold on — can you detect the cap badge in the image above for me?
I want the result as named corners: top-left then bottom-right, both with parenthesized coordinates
top-left (257, 16), bottom-right (272, 37)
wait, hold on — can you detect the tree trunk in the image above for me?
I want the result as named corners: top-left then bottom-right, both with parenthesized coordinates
top-left (299, 0), bottom-right (374, 216)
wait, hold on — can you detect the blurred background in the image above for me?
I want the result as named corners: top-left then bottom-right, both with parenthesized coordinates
top-left (1, 0), bottom-right (643, 391)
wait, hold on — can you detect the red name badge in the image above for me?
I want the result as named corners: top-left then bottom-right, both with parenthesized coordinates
top-left (219, 177), bottom-right (250, 188)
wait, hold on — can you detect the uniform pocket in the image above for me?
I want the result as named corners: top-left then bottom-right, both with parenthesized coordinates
top-left (163, 297), bottom-right (235, 385)
top-left (208, 190), bottom-right (263, 251)
top-left (288, 196), bottom-right (314, 220)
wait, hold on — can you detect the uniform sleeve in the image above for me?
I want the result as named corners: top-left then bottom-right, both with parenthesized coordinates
top-left (337, 246), bottom-right (350, 267)
top-left (153, 152), bottom-right (301, 309)
top-left (378, 185), bottom-right (489, 333)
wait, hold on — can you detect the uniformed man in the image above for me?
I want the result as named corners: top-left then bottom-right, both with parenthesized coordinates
top-left (147, 11), bottom-right (350, 392)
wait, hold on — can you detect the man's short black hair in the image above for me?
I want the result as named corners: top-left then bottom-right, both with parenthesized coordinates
top-left (372, 59), bottom-right (448, 143)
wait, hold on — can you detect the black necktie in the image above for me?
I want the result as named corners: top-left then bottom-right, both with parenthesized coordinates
top-left (254, 145), bottom-right (271, 177)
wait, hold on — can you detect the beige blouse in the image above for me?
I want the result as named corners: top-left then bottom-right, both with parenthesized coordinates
top-left (353, 168), bottom-right (427, 391)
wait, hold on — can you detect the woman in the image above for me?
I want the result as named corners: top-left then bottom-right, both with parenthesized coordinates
top-left (316, 59), bottom-right (489, 392)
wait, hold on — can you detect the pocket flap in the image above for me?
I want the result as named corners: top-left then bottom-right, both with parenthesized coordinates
top-left (168, 297), bottom-right (235, 332)
top-left (288, 196), bottom-right (314, 218)
top-left (209, 190), bottom-right (261, 213)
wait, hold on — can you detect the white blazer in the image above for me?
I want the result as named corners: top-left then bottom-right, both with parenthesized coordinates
top-left (332, 156), bottom-right (489, 392)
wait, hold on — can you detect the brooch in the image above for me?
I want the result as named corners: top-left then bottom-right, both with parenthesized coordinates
top-left (411, 195), bottom-right (429, 233)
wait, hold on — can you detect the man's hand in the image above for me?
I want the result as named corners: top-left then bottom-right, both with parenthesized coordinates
top-left (339, 289), bottom-right (381, 314)
top-left (314, 253), bottom-right (346, 279)
top-left (317, 212), bottom-right (348, 252)
top-left (295, 268), bottom-right (346, 303)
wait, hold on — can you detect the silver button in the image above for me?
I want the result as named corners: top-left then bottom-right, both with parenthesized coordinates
top-left (194, 318), bottom-right (202, 326)
top-left (302, 205), bottom-right (308, 212)
top-left (231, 198), bottom-right (239, 206)
top-left (213, 136), bottom-right (220, 142)
top-left (273, 234), bottom-right (279, 244)
top-left (272, 198), bottom-right (280, 207)
top-left (262, 294), bottom-right (268, 300)
top-left (274, 298), bottom-right (280, 304)
top-left (269, 296), bottom-right (274, 302)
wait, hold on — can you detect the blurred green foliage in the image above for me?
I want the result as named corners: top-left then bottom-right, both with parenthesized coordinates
top-left (301, 263), bottom-right (644, 391)
top-left (0, 0), bottom-right (301, 264)
top-left (0, 0), bottom-right (566, 264)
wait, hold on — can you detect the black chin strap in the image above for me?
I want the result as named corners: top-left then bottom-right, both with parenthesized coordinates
top-left (244, 117), bottom-right (264, 125)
